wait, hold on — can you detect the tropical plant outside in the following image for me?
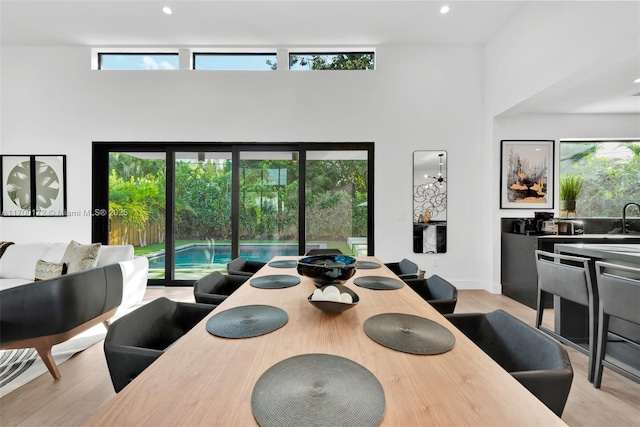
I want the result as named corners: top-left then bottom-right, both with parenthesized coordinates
top-left (267, 53), bottom-right (375, 71)
top-left (108, 152), bottom-right (368, 255)
top-left (559, 141), bottom-right (640, 217)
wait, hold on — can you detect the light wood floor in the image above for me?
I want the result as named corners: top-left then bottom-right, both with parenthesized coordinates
top-left (1, 288), bottom-right (639, 426)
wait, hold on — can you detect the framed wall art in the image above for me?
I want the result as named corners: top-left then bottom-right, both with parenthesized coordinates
top-left (1, 155), bottom-right (67, 217)
top-left (500, 140), bottom-right (554, 209)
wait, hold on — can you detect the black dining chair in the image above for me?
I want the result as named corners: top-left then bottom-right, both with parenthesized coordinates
top-left (194, 271), bottom-right (248, 305)
top-left (535, 249), bottom-right (597, 383)
top-left (227, 257), bottom-right (266, 277)
top-left (593, 261), bottom-right (640, 388)
top-left (404, 274), bottom-right (457, 314)
top-left (385, 258), bottom-right (420, 280)
top-left (304, 249), bottom-right (344, 256)
top-left (104, 297), bottom-right (215, 393)
top-left (445, 309), bottom-right (573, 417)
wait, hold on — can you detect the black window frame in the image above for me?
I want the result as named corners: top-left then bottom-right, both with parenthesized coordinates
top-left (92, 141), bottom-right (374, 286)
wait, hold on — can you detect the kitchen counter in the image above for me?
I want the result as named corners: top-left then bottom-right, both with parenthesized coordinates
top-left (501, 233), bottom-right (640, 309)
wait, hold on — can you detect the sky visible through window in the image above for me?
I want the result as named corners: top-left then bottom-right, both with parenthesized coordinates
top-left (99, 54), bottom-right (179, 70)
top-left (99, 52), bottom-right (374, 70)
top-left (194, 54), bottom-right (276, 70)
top-left (99, 53), bottom-right (277, 70)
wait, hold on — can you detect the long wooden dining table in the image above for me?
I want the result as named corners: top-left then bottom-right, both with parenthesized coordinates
top-left (86, 256), bottom-right (565, 426)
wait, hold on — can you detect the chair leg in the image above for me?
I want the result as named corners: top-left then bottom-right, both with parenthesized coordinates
top-left (587, 299), bottom-right (597, 383)
top-left (35, 345), bottom-right (61, 380)
top-left (593, 311), bottom-right (609, 388)
top-left (535, 289), bottom-right (545, 329)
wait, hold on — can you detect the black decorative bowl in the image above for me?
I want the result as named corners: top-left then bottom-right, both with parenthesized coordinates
top-left (308, 284), bottom-right (359, 314)
top-left (297, 255), bottom-right (357, 286)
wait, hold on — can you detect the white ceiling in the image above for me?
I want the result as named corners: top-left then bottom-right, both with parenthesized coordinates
top-left (1, 0), bottom-right (638, 115)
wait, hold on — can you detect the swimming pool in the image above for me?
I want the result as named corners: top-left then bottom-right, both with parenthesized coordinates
top-left (147, 243), bottom-right (306, 269)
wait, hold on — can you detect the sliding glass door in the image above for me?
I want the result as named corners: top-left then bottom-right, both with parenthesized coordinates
top-left (239, 150), bottom-right (300, 262)
top-left (93, 142), bottom-right (373, 286)
top-left (173, 152), bottom-right (232, 280)
top-left (305, 150), bottom-right (369, 256)
top-left (106, 152), bottom-right (167, 280)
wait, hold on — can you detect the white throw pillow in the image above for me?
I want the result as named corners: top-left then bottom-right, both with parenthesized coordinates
top-left (97, 245), bottom-right (134, 267)
top-left (0, 243), bottom-right (51, 280)
top-left (42, 242), bottom-right (70, 263)
top-left (61, 241), bottom-right (101, 274)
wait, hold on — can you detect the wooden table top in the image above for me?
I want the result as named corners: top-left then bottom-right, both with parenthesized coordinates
top-left (86, 256), bottom-right (565, 426)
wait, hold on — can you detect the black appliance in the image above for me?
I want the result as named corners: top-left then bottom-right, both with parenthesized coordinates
top-left (513, 218), bottom-right (536, 235)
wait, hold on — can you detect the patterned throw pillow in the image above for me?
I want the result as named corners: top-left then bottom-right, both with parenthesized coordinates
top-left (61, 240), bottom-right (101, 274)
top-left (34, 259), bottom-right (67, 281)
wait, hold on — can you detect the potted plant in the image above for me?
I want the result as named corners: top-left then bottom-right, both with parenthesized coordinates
top-left (559, 174), bottom-right (585, 211)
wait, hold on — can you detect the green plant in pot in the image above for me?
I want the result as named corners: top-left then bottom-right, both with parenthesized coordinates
top-left (559, 174), bottom-right (585, 212)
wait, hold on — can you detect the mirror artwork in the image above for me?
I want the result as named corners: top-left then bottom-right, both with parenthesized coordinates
top-left (413, 151), bottom-right (447, 253)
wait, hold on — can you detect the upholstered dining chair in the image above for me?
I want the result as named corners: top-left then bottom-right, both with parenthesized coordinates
top-left (404, 274), bottom-right (457, 314)
top-left (445, 309), bottom-right (573, 417)
top-left (226, 257), bottom-right (266, 277)
top-left (534, 249), bottom-right (597, 383)
top-left (593, 261), bottom-right (640, 389)
top-left (104, 297), bottom-right (215, 393)
top-left (304, 249), bottom-right (344, 256)
top-left (194, 271), bottom-right (248, 305)
top-left (384, 258), bottom-right (420, 281)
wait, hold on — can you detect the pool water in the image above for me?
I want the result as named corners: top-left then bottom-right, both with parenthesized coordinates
top-left (147, 243), bottom-right (303, 269)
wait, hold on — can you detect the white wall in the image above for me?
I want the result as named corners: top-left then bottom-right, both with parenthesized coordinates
top-left (485, 1), bottom-right (640, 117)
top-left (0, 44), bottom-right (490, 289)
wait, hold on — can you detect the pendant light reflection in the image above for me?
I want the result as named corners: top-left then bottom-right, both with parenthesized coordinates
top-left (423, 153), bottom-right (446, 188)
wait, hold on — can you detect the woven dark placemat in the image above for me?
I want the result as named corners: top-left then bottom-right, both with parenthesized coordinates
top-left (353, 276), bottom-right (404, 290)
top-left (250, 274), bottom-right (301, 289)
top-left (267, 260), bottom-right (298, 269)
top-left (251, 353), bottom-right (385, 427)
top-left (363, 313), bottom-right (455, 355)
top-left (356, 261), bottom-right (382, 270)
top-left (206, 305), bottom-right (288, 339)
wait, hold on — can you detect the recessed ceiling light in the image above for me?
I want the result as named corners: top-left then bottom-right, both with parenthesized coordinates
top-left (634, 78), bottom-right (640, 83)
top-left (440, 5), bottom-right (450, 14)
top-left (162, 6), bottom-right (172, 15)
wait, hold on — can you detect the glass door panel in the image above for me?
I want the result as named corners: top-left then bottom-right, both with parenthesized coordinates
top-left (173, 152), bottom-right (232, 280)
top-left (305, 150), bottom-right (369, 256)
top-left (239, 151), bottom-right (299, 262)
top-left (108, 152), bottom-right (167, 279)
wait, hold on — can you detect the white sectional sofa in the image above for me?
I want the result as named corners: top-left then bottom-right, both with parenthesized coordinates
top-left (0, 242), bottom-right (148, 316)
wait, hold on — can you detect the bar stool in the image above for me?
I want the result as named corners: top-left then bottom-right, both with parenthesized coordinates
top-left (534, 249), bottom-right (597, 382)
top-left (593, 261), bottom-right (640, 388)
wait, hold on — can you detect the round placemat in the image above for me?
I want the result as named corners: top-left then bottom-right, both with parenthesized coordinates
top-left (353, 276), bottom-right (404, 290)
top-left (268, 260), bottom-right (298, 269)
top-left (250, 274), bottom-right (301, 289)
top-left (356, 261), bottom-right (381, 270)
top-left (251, 353), bottom-right (385, 427)
top-left (363, 313), bottom-right (455, 355)
top-left (206, 305), bottom-right (288, 339)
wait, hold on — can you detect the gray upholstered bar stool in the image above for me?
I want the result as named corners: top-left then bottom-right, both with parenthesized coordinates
top-left (593, 261), bottom-right (640, 388)
top-left (534, 249), bottom-right (597, 382)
